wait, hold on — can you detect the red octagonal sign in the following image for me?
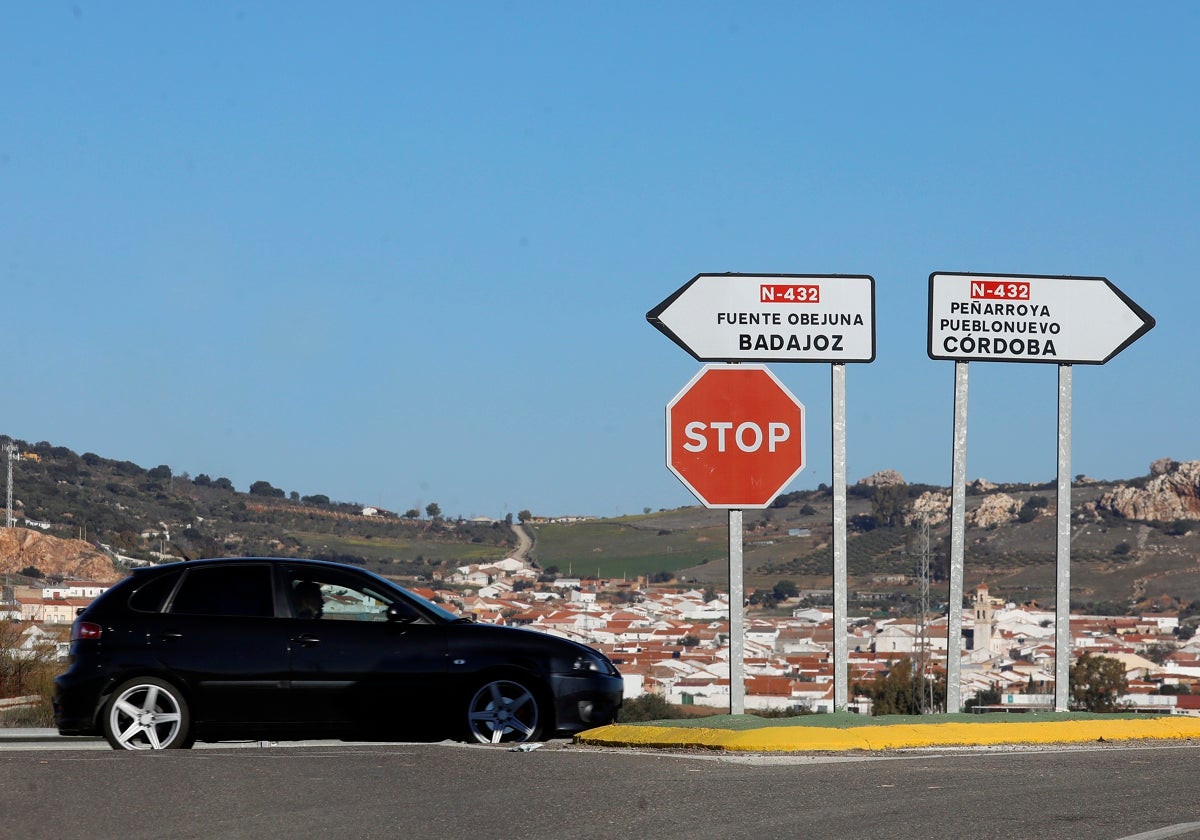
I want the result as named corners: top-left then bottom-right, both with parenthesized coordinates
top-left (667, 364), bottom-right (805, 509)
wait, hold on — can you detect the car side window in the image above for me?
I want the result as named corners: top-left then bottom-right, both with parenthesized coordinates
top-left (170, 565), bottom-right (274, 618)
top-left (287, 572), bottom-right (392, 622)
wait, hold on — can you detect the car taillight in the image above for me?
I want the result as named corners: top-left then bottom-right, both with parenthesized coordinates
top-left (72, 621), bottom-right (103, 641)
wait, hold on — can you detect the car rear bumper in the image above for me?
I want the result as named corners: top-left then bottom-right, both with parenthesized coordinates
top-left (53, 670), bottom-right (108, 736)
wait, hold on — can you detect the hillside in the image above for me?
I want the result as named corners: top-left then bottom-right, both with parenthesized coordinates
top-left (0, 436), bottom-right (519, 584)
top-left (528, 459), bottom-right (1200, 617)
top-left (2, 435), bottom-right (1199, 617)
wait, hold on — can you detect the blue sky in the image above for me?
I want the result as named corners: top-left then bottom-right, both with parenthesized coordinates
top-left (2, 3), bottom-right (1195, 519)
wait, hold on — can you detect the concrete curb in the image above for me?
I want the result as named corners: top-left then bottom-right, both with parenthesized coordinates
top-left (0, 728), bottom-right (99, 743)
top-left (575, 717), bottom-right (1200, 752)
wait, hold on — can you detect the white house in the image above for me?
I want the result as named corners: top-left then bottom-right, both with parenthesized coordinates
top-left (874, 622), bottom-right (918, 654)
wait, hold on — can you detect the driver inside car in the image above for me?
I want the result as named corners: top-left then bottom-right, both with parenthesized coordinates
top-left (293, 580), bottom-right (324, 619)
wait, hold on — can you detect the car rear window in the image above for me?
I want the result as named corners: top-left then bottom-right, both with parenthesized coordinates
top-left (128, 570), bottom-right (183, 613)
top-left (169, 565), bottom-right (274, 618)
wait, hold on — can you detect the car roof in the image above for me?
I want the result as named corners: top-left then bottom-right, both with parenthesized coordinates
top-left (131, 556), bottom-right (362, 576)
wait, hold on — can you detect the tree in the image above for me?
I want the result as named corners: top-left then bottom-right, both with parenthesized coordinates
top-left (1069, 653), bottom-right (1128, 712)
top-left (518, 509), bottom-right (532, 523)
top-left (1142, 643), bottom-right (1175, 665)
top-left (869, 484), bottom-right (911, 527)
top-left (849, 513), bottom-right (878, 532)
top-left (773, 580), bottom-right (799, 601)
top-left (250, 481), bottom-right (285, 498)
top-left (858, 657), bottom-right (946, 715)
top-left (425, 502), bottom-right (441, 521)
top-left (748, 590), bottom-right (776, 607)
top-left (966, 684), bottom-right (1002, 710)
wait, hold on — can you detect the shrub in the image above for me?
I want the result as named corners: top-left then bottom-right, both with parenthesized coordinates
top-left (750, 704), bottom-right (815, 718)
top-left (1165, 520), bottom-right (1192, 537)
top-left (617, 693), bottom-right (679, 722)
top-left (0, 621), bottom-right (61, 728)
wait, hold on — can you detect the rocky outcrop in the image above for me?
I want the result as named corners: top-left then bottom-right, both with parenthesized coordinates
top-left (906, 490), bottom-right (1022, 529)
top-left (858, 470), bottom-right (905, 488)
top-left (0, 528), bottom-right (119, 583)
top-left (906, 491), bottom-right (951, 527)
top-left (1096, 460), bottom-right (1200, 522)
top-left (1151, 457), bottom-right (1181, 477)
top-left (969, 493), bottom-right (1020, 528)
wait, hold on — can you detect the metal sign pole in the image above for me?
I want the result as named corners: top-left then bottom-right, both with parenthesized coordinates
top-left (947, 361), bottom-right (969, 712)
top-left (832, 364), bottom-right (849, 710)
top-left (1055, 364), bottom-right (1073, 711)
top-left (729, 508), bottom-right (745, 715)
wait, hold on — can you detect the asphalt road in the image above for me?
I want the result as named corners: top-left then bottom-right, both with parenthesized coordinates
top-left (4, 739), bottom-right (1200, 840)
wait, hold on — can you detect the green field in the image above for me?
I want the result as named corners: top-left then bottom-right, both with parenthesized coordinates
top-left (529, 515), bottom-right (730, 580)
top-left (287, 529), bottom-right (515, 576)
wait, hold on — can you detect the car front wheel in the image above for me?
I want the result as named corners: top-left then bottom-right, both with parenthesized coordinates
top-left (101, 677), bottom-right (192, 750)
top-left (466, 678), bottom-right (545, 744)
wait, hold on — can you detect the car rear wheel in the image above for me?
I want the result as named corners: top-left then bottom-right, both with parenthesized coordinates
top-left (102, 677), bottom-right (192, 750)
top-left (466, 678), bottom-right (545, 744)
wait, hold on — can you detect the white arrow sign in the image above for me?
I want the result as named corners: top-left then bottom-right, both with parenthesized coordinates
top-left (928, 272), bottom-right (1155, 364)
top-left (647, 274), bottom-right (876, 362)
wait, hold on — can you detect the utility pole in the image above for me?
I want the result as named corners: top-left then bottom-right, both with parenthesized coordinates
top-left (5, 442), bottom-right (16, 528)
top-left (916, 519), bottom-right (932, 713)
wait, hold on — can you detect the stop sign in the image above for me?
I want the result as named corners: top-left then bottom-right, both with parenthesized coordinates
top-left (666, 364), bottom-right (805, 508)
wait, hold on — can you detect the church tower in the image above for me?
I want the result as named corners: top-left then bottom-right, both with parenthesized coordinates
top-left (972, 583), bottom-right (996, 653)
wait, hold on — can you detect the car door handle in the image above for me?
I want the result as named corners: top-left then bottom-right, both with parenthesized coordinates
top-left (293, 634), bottom-right (320, 647)
top-left (159, 631), bottom-right (183, 642)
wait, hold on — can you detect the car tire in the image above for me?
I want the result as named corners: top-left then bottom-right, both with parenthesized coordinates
top-left (465, 677), bottom-right (546, 745)
top-left (101, 677), bottom-right (193, 750)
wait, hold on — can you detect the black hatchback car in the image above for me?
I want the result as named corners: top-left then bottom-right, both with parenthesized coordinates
top-left (54, 557), bottom-right (623, 749)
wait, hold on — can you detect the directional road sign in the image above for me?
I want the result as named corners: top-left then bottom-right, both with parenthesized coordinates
top-left (666, 365), bottom-right (805, 509)
top-left (928, 272), bottom-right (1155, 364)
top-left (648, 274), bottom-right (876, 363)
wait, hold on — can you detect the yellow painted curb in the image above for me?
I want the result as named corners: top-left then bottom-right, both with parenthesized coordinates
top-left (576, 718), bottom-right (1200, 752)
